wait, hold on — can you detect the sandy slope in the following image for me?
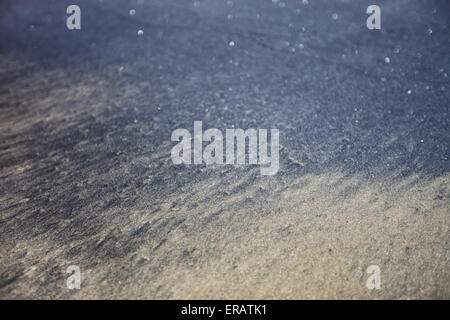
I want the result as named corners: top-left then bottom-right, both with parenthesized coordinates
top-left (0, 0), bottom-right (448, 299)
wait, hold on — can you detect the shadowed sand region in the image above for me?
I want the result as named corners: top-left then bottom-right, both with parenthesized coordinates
top-left (0, 0), bottom-right (449, 299)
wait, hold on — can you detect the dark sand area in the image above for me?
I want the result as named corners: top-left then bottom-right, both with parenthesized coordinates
top-left (0, 0), bottom-right (449, 298)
